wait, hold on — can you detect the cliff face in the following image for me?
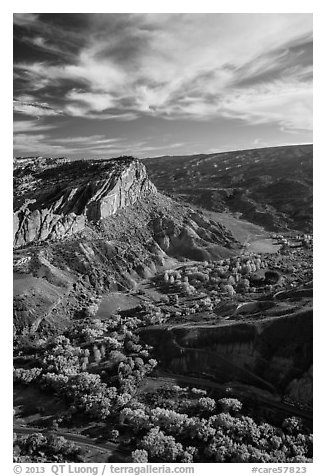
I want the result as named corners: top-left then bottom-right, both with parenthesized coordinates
top-left (141, 307), bottom-right (313, 401)
top-left (13, 157), bottom-right (156, 248)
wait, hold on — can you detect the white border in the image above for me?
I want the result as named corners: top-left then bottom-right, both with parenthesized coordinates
top-left (3, 3), bottom-right (324, 475)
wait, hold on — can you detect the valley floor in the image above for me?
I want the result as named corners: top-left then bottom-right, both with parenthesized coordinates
top-left (13, 229), bottom-right (313, 463)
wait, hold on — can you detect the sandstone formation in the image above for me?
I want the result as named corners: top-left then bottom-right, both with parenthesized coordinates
top-left (140, 307), bottom-right (312, 397)
top-left (13, 156), bottom-right (238, 332)
top-left (14, 157), bottom-right (156, 248)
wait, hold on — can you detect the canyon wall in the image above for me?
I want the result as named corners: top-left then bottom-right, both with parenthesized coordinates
top-left (141, 308), bottom-right (312, 400)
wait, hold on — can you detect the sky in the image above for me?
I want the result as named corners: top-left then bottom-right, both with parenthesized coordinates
top-left (13, 13), bottom-right (313, 159)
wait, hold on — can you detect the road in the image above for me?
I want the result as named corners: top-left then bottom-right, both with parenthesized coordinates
top-left (14, 425), bottom-right (129, 457)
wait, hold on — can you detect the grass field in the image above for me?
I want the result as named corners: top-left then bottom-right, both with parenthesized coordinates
top-left (95, 292), bottom-right (142, 319)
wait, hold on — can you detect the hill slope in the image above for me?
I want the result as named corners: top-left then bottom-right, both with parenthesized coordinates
top-left (144, 144), bottom-right (313, 232)
top-left (13, 156), bottom-right (238, 333)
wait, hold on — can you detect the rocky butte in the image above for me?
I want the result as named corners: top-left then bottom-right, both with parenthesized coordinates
top-left (13, 156), bottom-right (237, 332)
top-left (13, 156), bottom-right (156, 248)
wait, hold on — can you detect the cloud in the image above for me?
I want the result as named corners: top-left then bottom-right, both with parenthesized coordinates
top-left (13, 13), bottom-right (313, 135)
top-left (13, 130), bottom-right (127, 156)
top-left (64, 103), bottom-right (138, 120)
top-left (13, 133), bottom-right (66, 156)
top-left (13, 128), bottom-right (186, 158)
top-left (13, 120), bottom-right (56, 133)
top-left (13, 13), bottom-right (39, 27)
top-left (50, 135), bottom-right (122, 145)
top-left (66, 90), bottom-right (116, 112)
top-left (13, 98), bottom-right (63, 117)
top-left (63, 90), bottom-right (138, 118)
top-left (218, 81), bottom-right (313, 131)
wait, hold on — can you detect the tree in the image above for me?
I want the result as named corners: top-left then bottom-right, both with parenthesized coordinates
top-left (210, 412), bottom-right (234, 430)
top-left (120, 407), bottom-right (150, 432)
top-left (42, 372), bottom-right (69, 390)
top-left (224, 284), bottom-right (236, 296)
top-left (205, 434), bottom-right (235, 462)
top-left (227, 275), bottom-right (236, 286)
top-left (230, 443), bottom-right (251, 462)
top-left (108, 350), bottom-right (127, 365)
top-left (218, 398), bottom-right (243, 414)
top-left (13, 367), bottom-right (42, 384)
top-left (150, 407), bottom-right (188, 435)
top-left (63, 373), bottom-right (117, 420)
top-left (184, 417), bottom-right (216, 441)
top-left (116, 392), bottom-right (132, 407)
top-left (14, 432), bottom-right (84, 463)
top-left (42, 340), bottom-right (82, 375)
top-left (237, 279), bottom-right (250, 293)
top-left (180, 446), bottom-right (196, 463)
top-left (110, 429), bottom-right (120, 441)
top-left (198, 397), bottom-right (216, 413)
top-left (282, 417), bottom-right (303, 435)
top-left (140, 427), bottom-right (184, 461)
top-left (80, 319), bottom-right (107, 341)
top-left (132, 449), bottom-right (149, 462)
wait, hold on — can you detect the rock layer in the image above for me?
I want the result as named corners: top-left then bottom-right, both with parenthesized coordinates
top-left (13, 157), bottom-right (156, 248)
top-left (140, 307), bottom-right (313, 399)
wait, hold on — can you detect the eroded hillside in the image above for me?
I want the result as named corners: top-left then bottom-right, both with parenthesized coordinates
top-left (144, 144), bottom-right (313, 232)
top-left (13, 156), bottom-right (238, 332)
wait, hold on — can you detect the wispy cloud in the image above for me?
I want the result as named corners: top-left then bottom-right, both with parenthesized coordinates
top-left (13, 120), bottom-right (56, 133)
top-left (13, 13), bottom-right (39, 27)
top-left (50, 135), bottom-right (122, 145)
top-left (218, 80), bottom-right (313, 131)
top-left (13, 97), bottom-right (63, 117)
top-left (13, 129), bottom-right (186, 158)
top-left (13, 133), bottom-right (65, 156)
top-left (14, 14), bottom-right (312, 132)
top-left (13, 13), bottom-right (312, 157)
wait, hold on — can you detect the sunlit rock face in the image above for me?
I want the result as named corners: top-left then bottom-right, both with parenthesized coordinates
top-left (13, 157), bottom-right (156, 248)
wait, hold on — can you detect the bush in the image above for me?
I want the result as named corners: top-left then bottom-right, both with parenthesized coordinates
top-left (132, 449), bottom-right (149, 462)
top-left (218, 398), bottom-right (243, 413)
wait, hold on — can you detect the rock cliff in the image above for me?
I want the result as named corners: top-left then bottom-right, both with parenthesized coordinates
top-left (140, 307), bottom-right (313, 400)
top-left (13, 157), bottom-right (156, 248)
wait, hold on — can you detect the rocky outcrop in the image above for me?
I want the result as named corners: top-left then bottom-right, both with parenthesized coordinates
top-left (13, 157), bottom-right (156, 248)
top-left (13, 208), bottom-right (86, 248)
top-left (140, 307), bottom-right (313, 395)
top-left (151, 212), bottom-right (236, 261)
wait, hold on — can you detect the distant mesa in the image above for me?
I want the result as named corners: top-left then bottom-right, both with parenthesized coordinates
top-left (144, 144), bottom-right (313, 233)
